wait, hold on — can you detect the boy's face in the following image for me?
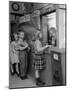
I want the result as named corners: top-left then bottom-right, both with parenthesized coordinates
top-left (14, 34), bottom-right (18, 41)
top-left (19, 32), bottom-right (24, 39)
top-left (49, 29), bottom-right (55, 37)
top-left (39, 33), bottom-right (42, 39)
top-left (49, 30), bottom-right (52, 35)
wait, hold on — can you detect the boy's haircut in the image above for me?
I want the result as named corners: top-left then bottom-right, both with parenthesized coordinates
top-left (50, 27), bottom-right (56, 33)
top-left (13, 32), bottom-right (18, 36)
top-left (17, 28), bottom-right (23, 33)
top-left (35, 31), bottom-right (41, 39)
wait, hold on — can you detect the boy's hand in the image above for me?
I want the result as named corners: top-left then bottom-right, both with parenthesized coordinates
top-left (46, 45), bottom-right (51, 48)
top-left (48, 45), bottom-right (51, 48)
top-left (15, 46), bottom-right (20, 50)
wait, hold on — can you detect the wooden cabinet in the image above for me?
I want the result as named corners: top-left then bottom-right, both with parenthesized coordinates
top-left (51, 50), bottom-right (66, 86)
top-left (40, 53), bottom-right (52, 86)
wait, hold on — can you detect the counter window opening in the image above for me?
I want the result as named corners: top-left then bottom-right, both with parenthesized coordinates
top-left (48, 27), bottom-right (57, 46)
top-left (41, 12), bottom-right (57, 47)
top-left (47, 12), bottom-right (57, 46)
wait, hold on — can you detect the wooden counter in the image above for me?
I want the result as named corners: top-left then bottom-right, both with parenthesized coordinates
top-left (41, 47), bottom-right (66, 86)
top-left (28, 47), bottom-right (66, 86)
top-left (44, 47), bottom-right (65, 54)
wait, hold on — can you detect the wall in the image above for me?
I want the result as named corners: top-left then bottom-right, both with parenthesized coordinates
top-left (47, 12), bottom-right (56, 29)
top-left (19, 22), bottom-right (38, 44)
top-left (58, 9), bottom-right (65, 49)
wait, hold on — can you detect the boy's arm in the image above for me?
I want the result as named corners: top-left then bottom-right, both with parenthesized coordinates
top-left (17, 42), bottom-right (28, 50)
top-left (10, 42), bottom-right (17, 53)
top-left (36, 44), bottom-right (51, 52)
top-left (15, 46), bottom-right (20, 50)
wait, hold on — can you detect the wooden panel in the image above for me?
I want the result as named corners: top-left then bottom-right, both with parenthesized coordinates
top-left (42, 16), bottom-right (48, 44)
top-left (61, 53), bottom-right (66, 85)
top-left (40, 54), bottom-right (52, 86)
top-left (56, 9), bottom-right (65, 49)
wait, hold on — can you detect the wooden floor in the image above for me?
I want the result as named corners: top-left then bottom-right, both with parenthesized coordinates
top-left (9, 53), bottom-right (53, 89)
top-left (9, 74), bottom-right (36, 89)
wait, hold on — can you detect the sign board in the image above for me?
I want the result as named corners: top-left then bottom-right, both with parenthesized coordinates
top-left (25, 14), bottom-right (30, 22)
top-left (53, 53), bottom-right (59, 60)
top-left (31, 10), bottom-right (40, 17)
top-left (19, 14), bottom-right (30, 23)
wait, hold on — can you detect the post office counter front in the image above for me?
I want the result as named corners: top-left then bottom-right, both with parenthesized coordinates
top-left (40, 47), bottom-right (66, 86)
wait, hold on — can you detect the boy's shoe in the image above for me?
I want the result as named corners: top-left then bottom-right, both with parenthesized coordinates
top-left (16, 72), bottom-right (20, 77)
top-left (11, 71), bottom-right (15, 76)
top-left (10, 69), bottom-right (15, 76)
top-left (36, 78), bottom-right (45, 86)
top-left (38, 78), bottom-right (45, 85)
top-left (24, 75), bottom-right (28, 79)
top-left (20, 75), bottom-right (28, 80)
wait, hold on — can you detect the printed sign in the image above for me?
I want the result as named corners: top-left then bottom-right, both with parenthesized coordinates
top-left (19, 14), bottom-right (30, 23)
top-left (31, 10), bottom-right (40, 17)
top-left (53, 53), bottom-right (58, 60)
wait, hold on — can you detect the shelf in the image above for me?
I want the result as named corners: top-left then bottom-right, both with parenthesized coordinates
top-left (10, 12), bottom-right (24, 16)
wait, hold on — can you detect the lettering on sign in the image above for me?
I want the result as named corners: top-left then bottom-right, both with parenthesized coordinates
top-left (53, 53), bottom-right (59, 60)
top-left (31, 10), bottom-right (40, 17)
top-left (19, 14), bottom-right (30, 23)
